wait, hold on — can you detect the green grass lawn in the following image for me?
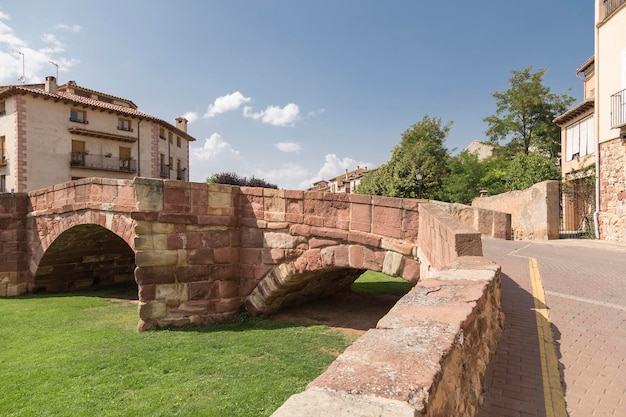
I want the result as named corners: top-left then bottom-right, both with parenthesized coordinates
top-left (351, 270), bottom-right (414, 295)
top-left (0, 272), bottom-right (411, 417)
top-left (0, 288), bottom-right (358, 417)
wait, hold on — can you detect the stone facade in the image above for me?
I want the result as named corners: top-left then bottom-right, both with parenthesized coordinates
top-left (598, 138), bottom-right (626, 242)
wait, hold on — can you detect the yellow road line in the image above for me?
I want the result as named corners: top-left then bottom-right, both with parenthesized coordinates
top-left (529, 257), bottom-right (567, 417)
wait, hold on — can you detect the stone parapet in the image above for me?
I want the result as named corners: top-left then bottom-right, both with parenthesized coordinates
top-left (472, 180), bottom-right (559, 240)
top-left (417, 203), bottom-right (483, 275)
top-left (431, 201), bottom-right (511, 240)
top-left (272, 257), bottom-right (503, 417)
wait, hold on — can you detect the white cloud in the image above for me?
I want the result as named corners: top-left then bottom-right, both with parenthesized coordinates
top-left (0, 12), bottom-right (9, 20)
top-left (203, 91), bottom-right (251, 118)
top-left (188, 133), bottom-right (249, 182)
top-left (183, 111), bottom-right (199, 124)
top-left (307, 108), bottom-right (325, 118)
top-left (243, 103), bottom-right (301, 127)
top-left (255, 163), bottom-right (310, 190)
top-left (302, 154), bottom-right (374, 189)
top-left (55, 23), bottom-right (81, 33)
top-left (275, 142), bottom-right (301, 153)
top-left (0, 18), bottom-right (79, 84)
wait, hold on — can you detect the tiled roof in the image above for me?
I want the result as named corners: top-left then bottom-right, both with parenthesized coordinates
top-left (0, 83), bottom-right (195, 142)
top-left (553, 99), bottom-right (594, 125)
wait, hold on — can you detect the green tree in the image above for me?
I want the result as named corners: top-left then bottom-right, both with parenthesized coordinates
top-left (484, 67), bottom-right (574, 159)
top-left (207, 172), bottom-right (278, 189)
top-left (504, 152), bottom-right (561, 191)
top-left (437, 151), bottom-right (509, 203)
top-left (357, 115), bottom-right (451, 198)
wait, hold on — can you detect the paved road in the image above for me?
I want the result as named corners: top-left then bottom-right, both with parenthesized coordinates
top-left (477, 238), bottom-right (626, 417)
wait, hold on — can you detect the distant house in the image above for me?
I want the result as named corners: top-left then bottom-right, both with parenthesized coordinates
top-left (0, 77), bottom-right (195, 193)
top-left (464, 140), bottom-right (497, 161)
top-left (309, 166), bottom-right (375, 194)
top-left (309, 179), bottom-right (330, 192)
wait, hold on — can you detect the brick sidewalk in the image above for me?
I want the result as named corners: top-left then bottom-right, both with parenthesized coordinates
top-left (477, 239), bottom-right (626, 417)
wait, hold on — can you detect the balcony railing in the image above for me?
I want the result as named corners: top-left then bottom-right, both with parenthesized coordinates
top-left (602, 0), bottom-right (626, 20)
top-left (610, 88), bottom-right (626, 129)
top-left (70, 152), bottom-right (136, 173)
top-left (160, 163), bottom-right (170, 178)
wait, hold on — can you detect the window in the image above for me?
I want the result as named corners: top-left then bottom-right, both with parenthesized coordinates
top-left (0, 101), bottom-right (5, 115)
top-left (75, 91), bottom-right (91, 98)
top-left (71, 140), bottom-right (86, 166)
top-left (0, 175), bottom-right (5, 192)
top-left (119, 146), bottom-right (132, 171)
top-left (168, 132), bottom-right (173, 144)
top-left (98, 96), bottom-right (114, 104)
top-left (1, 136), bottom-right (6, 165)
top-left (566, 116), bottom-right (594, 161)
top-left (70, 109), bottom-right (87, 123)
top-left (176, 136), bottom-right (181, 147)
top-left (159, 127), bottom-right (166, 140)
top-left (118, 118), bottom-right (131, 131)
top-left (160, 153), bottom-right (168, 177)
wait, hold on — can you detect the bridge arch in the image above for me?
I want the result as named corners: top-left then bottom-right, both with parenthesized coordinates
top-left (31, 223), bottom-right (136, 293)
top-left (26, 178), bottom-right (137, 293)
top-left (246, 245), bottom-right (419, 316)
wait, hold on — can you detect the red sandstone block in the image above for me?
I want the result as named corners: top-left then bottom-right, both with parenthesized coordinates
top-left (240, 186), bottom-right (264, 197)
top-left (401, 257), bottom-right (421, 283)
top-left (304, 215), bottom-right (324, 227)
top-left (131, 211), bottom-right (158, 221)
top-left (138, 284), bottom-right (156, 301)
top-left (196, 214), bottom-right (237, 226)
top-left (190, 187), bottom-right (209, 215)
top-left (241, 227), bottom-right (264, 248)
top-left (310, 238), bottom-right (339, 248)
top-left (213, 247), bottom-right (240, 264)
top-left (350, 203), bottom-right (372, 232)
top-left (289, 224), bottom-right (311, 237)
top-left (285, 189), bottom-right (304, 199)
top-left (239, 248), bottom-right (262, 265)
top-left (348, 230), bottom-right (381, 248)
top-left (135, 266), bottom-right (178, 285)
top-left (176, 265), bottom-right (211, 282)
top-left (372, 206), bottom-right (403, 239)
top-left (187, 248), bottom-right (215, 265)
top-left (210, 264), bottom-right (237, 281)
top-left (311, 226), bottom-right (349, 241)
top-left (349, 245), bottom-right (364, 269)
top-left (218, 280), bottom-right (239, 299)
top-left (372, 195), bottom-right (403, 209)
top-left (188, 281), bottom-right (219, 300)
top-left (157, 213), bottom-right (197, 224)
top-left (325, 245), bottom-right (349, 267)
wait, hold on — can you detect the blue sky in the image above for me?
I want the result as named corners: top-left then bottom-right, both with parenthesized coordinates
top-left (0, 1), bottom-right (593, 189)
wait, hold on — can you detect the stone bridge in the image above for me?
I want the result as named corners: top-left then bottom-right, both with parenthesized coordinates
top-left (0, 177), bottom-right (511, 415)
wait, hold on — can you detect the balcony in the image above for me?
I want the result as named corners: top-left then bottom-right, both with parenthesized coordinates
top-left (610, 88), bottom-right (626, 129)
top-left (601, 0), bottom-right (626, 20)
top-left (70, 152), bottom-right (136, 173)
top-left (177, 168), bottom-right (187, 181)
top-left (0, 156), bottom-right (6, 166)
top-left (160, 163), bottom-right (170, 178)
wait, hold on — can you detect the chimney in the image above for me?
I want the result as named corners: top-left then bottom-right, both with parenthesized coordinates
top-left (175, 116), bottom-right (188, 133)
top-left (45, 76), bottom-right (57, 93)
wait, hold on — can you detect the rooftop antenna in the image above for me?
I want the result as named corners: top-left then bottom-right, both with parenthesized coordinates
top-left (49, 60), bottom-right (59, 80)
top-left (12, 49), bottom-right (25, 83)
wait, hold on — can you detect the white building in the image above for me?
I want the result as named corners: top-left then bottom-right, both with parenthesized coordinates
top-left (0, 77), bottom-right (195, 193)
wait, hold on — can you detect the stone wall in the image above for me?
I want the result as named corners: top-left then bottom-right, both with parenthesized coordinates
top-left (472, 180), bottom-right (560, 240)
top-left (132, 180), bottom-right (426, 330)
top-left (417, 203), bottom-right (483, 276)
top-left (0, 192), bottom-right (30, 296)
top-left (598, 138), bottom-right (626, 243)
top-left (272, 258), bottom-right (503, 417)
top-left (431, 201), bottom-right (512, 240)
